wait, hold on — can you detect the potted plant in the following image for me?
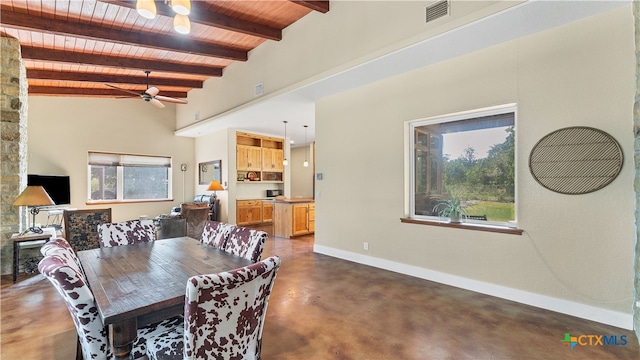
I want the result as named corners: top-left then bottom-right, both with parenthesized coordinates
top-left (433, 194), bottom-right (467, 223)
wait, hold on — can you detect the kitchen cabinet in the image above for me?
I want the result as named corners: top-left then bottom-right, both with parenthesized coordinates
top-left (292, 203), bottom-right (310, 236)
top-left (274, 200), bottom-right (315, 238)
top-left (236, 132), bottom-right (283, 182)
top-left (237, 145), bottom-right (262, 172)
top-left (236, 200), bottom-right (263, 226)
top-left (262, 201), bottom-right (274, 223)
top-left (308, 203), bottom-right (315, 232)
top-left (262, 148), bottom-right (284, 172)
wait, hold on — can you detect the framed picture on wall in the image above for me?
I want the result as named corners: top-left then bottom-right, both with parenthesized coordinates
top-left (198, 160), bottom-right (222, 185)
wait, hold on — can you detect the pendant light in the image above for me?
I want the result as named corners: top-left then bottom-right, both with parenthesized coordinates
top-left (136, 0), bottom-right (157, 19)
top-left (303, 125), bottom-right (309, 167)
top-left (171, 0), bottom-right (191, 15)
top-left (282, 121), bottom-right (289, 166)
top-left (173, 13), bottom-right (191, 34)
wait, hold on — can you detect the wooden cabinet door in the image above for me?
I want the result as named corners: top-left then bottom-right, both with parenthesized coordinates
top-left (236, 145), bottom-right (249, 170)
top-left (262, 148), bottom-right (274, 170)
top-left (292, 204), bottom-right (309, 235)
top-left (237, 200), bottom-right (262, 225)
top-left (250, 203), bottom-right (262, 223)
top-left (247, 147), bottom-right (262, 171)
top-left (272, 149), bottom-right (284, 172)
top-left (238, 145), bottom-right (262, 171)
top-left (262, 148), bottom-right (284, 172)
top-left (308, 204), bottom-right (315, 233)
top-left (237, 145), bottom-right (250, 170)
top-left (262, 202), bottom-right (274, 223)
top-left (237, 205), bottom-right (251, 225)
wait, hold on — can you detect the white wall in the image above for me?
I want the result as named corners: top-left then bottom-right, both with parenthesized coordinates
top-left (194, 128), bottom-right (230, 221)
top-left (314, 6), bottom-right (635, 328)
top-left (176, 1), bottom-right (519, 129)
top-left (290, 146), bottom-right (314, 198)
top-left (27, 97), bottom-right (195, 223)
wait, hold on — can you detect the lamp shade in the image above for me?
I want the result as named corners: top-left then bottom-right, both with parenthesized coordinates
top-left (136, 0), bottom-right (157, 19)
top-left (207, 180), bottom-right (224, 191)
top-left (13, 186), bottom-right (55, 207)
top-left (173, 14), bottom-right (191, 34)
top-left (171, 0), bottom-right (191, 15)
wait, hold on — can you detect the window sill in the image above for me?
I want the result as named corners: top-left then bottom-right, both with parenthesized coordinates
top-left (400, 217), bottom-right (523, 235)
top-left (86, 199), bottom-right (174, 205)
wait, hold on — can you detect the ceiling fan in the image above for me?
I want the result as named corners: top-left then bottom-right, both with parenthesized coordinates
top-left (105, 71), bottom-right (188, 109)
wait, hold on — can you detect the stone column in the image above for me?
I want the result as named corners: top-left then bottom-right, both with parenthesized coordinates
top-left (1, 34), bottom-right (28, 275)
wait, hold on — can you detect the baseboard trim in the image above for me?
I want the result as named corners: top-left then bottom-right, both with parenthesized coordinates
top-left (313, 244), bottom-right (633, 330)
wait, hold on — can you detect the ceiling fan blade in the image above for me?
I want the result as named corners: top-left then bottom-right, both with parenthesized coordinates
top-left (150, 98), bottom-right (165, 109)
top-left (145, 86), bottom-right (160, 97)
top-left (105, 83), bottom-right (142, 97)
top-left (155, 95), bottom-right (188, 104)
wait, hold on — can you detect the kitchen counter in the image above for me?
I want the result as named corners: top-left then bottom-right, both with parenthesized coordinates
top-left (272, 197), bottom-right (314, 203)
top-left (274, 200), bottom-right (314, 238)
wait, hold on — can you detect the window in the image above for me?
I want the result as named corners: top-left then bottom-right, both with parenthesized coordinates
top-left (410, 105), bottom-right (516, 225)
top-left (88, 152), bottom-right (172, 202)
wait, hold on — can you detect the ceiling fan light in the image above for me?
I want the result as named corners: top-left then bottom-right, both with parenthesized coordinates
top-left (171, 0), bottom-right (191, 15)
top-left (136, 0), bottom-right (157, 19)
top-left (173, 14), bottom-right (191, 34)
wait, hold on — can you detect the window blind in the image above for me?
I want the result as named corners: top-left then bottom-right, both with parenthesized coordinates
top-left (88, 152), bottom-right (171, 167)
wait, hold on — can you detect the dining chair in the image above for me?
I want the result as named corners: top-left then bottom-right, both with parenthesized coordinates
top-left (63, 208), bottom-right (112, 252)
top-left (181, 203), bottom-right (210, 241)
top-left (38, 240), bottom-right (183, 360)
top-left (146, 255), bottom-right (281, 360)
top-left (40, 237), bottom-right (84, 274)
top-left (201, 221), bottom-right (233, 249)
top-left (97, 219), bottom-right (156, 248)
top-left (223, 226), bottom-right (268, 263)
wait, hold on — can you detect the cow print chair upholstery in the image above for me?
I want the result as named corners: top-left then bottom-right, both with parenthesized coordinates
top-left (38, 238), bottom-right (183, 360)
top-left (146, 255), bottom-right (281, 360)
top-left (41, 237), bottom-right (84, 273)
top-left (97, 219), bottom-right (156, 248)
top-left (200, 221), bottom-right (233, 249)
top-left (223, 226), bottom-right (268, 263)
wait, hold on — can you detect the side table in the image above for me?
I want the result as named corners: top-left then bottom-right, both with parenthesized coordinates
top-left (12, 233), bottom-right (51, 283)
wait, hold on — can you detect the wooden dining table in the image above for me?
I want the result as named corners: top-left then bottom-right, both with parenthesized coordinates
top-left (77, 236), bottom-right (252, 359)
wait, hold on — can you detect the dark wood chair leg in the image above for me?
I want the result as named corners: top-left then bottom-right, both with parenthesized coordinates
top-left (76, 336), bottom-right (83, 360)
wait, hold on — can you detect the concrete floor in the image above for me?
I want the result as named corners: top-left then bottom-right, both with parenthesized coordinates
top-left (2, 230), bottom-right (639, 359)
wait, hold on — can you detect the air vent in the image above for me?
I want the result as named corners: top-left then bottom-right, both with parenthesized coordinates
top-left (426, 0), bottom-right (449, 23)
top-left (254, 83), bottom-right (264, 97)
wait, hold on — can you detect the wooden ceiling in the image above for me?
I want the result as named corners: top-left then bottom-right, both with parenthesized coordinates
top-left (0, 0), bottom-right (329, 99)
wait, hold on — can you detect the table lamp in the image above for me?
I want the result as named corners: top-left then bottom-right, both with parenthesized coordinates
top-left (207, 180), bottom-right (224, 197)
top-left (13, 185), bottom-right (55, 234)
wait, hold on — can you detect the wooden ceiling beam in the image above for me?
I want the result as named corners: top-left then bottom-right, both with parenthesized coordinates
top-left (289, 1), bottom-right (330, 13)
top-left (21, 46), bottom-right (223, 77)
top-left (102, 0), bottom-right (283, 41)
top-left (28, 86), bottom-right (188, 99)
top-left (26, 70), bottom-right (204, 88)
top-left (1, 9), bottom-right (248, 61)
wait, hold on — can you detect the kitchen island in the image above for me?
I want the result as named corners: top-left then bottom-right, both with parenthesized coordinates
top-left (273, 198), bottom-right (315, 238)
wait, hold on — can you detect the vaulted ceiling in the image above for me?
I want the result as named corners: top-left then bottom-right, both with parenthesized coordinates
top-left (0, 0), bottom-right (329, 101)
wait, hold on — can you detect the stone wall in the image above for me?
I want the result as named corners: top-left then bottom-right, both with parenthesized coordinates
top-left (1, 34), bottom-right (28, 275)
top-left (634, 0), bottom-right (640, 341)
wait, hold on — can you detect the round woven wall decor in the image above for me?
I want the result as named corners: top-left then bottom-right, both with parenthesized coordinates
top-left (529, 126), bottom-right (623, 195)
